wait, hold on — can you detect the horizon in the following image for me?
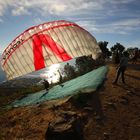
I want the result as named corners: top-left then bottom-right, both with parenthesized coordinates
top-left (0, 0), bottom-right (140, 52)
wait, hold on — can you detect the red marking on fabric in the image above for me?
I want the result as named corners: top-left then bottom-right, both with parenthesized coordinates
top-left (33, 34), bottom-right (72, 70)
top-left (2, 23), bottom-right (76, 66)
top-left (33, 35), bottom-right (46, 70)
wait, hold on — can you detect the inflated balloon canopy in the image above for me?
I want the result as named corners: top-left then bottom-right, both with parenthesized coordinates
top-left (1, 20), bottom-right (101, 80)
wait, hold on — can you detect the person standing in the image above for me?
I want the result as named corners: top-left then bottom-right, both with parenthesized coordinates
top-left (113, 52), bottom-right (129, 84)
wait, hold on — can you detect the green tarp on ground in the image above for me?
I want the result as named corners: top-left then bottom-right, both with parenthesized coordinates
top-left (11, 66), bottom-right (108, 107)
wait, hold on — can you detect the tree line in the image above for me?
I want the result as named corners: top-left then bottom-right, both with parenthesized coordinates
top-left (98, 41), bottom-right (140, 64)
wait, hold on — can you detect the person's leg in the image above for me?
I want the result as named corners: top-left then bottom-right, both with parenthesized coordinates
top-left (121, 67), bottom-right (126, 83)
top-left (113, 67), bottom-right (121, 84)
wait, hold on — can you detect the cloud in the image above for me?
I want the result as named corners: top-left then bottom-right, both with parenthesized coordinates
top-left (0, 18), bottom-right (3, 22)
top-left (112, 18), bottom-right (140, 27)
top-left (0, 0), bottom-right (105, 16)
top-left (0, 0), bottom-right (9, 16)
top-left (76, 18), bottom-right (140, 35)
top-left (127, 40), bottom-right (140, 48)
top-left (108, 18), bottom-right (140, 34)
top-left (34, 17), bottom-right (44, 24)
top-left (109, 0), bottom-right (137, 4)
top-left (12, 6), bottom-right (30, 16)
top-left (0, 0), bottom-right (31, 16)
top-left (0, 0), bottom-right (139, 18)
top-left (0, 0), bottom-right (139, 36)
top-left (27, 0), bottom-right (105, 16)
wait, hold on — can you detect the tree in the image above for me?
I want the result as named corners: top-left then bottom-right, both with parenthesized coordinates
top-left (126, 47), bottom-right (139, 63)
top-left (75, 55), bottom-right (95, 75)
top-left (111, 43), bottom-right (125, 54)
top-left (98, 41), bottom-right (111, 59)
top-left (111, 43), bottom-right (125, 64)
top-left (126, 47), bottom-right (134, 58)
top-left (63, 63), bottom-right (76, 80)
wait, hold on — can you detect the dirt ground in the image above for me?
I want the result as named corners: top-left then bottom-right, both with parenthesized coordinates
top-left (0, 62), bottom-right (140, 140)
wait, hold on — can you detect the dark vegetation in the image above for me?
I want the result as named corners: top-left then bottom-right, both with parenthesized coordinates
top-left (98, 41), bottom-right (140, 64)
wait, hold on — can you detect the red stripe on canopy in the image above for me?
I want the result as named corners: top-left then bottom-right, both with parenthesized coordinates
top-left (32, 34), bottom-right (72, 70)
